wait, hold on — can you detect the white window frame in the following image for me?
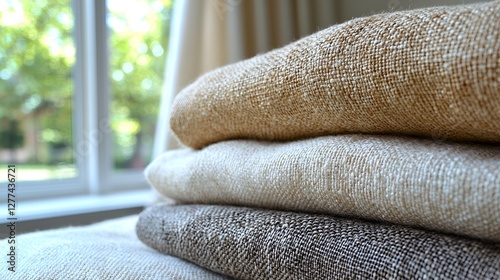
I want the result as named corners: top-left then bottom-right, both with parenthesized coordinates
top-left (10, 0), bottom-right (151, 203)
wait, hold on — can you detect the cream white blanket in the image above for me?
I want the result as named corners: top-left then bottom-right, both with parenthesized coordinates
top-left (146, 135), bottom-right (500, 242)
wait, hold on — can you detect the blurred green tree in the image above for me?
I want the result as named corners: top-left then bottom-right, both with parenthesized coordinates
top-left (0, 0), bottom-right (172, 168)
top-left (109, 0), bottom-right (172, 168)
top-left (0, 0), bottom-right (73, 164)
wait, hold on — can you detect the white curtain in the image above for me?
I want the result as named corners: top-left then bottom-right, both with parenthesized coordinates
top-left (153, 0), bottom-right (339, 157)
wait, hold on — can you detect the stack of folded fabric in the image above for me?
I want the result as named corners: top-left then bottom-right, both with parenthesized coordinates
top-left (137, 1), bottom-right (500, 279)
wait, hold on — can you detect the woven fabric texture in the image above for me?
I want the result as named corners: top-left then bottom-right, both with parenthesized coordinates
top-left (137, 204), bottom-right (500, 280)
top-left (0, 215), bottom-right (228, 280)
top-left (171, 1), bottom-right (500, 149)
top-left (145, 135), bottom-right (500, 242)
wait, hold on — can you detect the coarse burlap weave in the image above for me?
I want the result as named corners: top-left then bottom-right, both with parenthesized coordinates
top-left (137, 204), bottom-right (500, 280)
top-left (145, 135), bottom-right (500, 242)
top-left (171, 1), bottom-right (500, 149)
top-left (0, 215), bottom-right (228, 280)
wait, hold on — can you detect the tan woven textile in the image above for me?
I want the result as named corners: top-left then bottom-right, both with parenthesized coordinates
top-left (171, 1), bottom-right (500, 149)
top-left (145, 135), bottom-right (500, 242)
top-left (0, 215), bottom-right (228, 280)
top-left (137, 204), bottom-right (500, 280)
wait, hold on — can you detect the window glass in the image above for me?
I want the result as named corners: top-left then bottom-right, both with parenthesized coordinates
top-left (108, 0), bottom-right (173, 170)
top-left (0, 0), bottom-right (76, 181)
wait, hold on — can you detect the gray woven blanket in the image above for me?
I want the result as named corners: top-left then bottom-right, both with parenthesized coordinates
top-left (136, 204), bottom-right (500, 280)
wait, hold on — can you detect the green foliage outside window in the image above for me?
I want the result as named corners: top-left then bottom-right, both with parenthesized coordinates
top-left (0, 0), bottom-right (173, 169)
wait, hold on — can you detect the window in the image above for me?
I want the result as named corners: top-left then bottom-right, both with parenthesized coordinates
top-left (108, 0), bottom-right (171, 171)
top-left (0, 0), bottom-right (76, 182)
top-left (0, 0), bottom-right (173, 200)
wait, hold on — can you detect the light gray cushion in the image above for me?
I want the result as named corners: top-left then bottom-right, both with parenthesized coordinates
top-left (0, 215), bottom-right (228, 280)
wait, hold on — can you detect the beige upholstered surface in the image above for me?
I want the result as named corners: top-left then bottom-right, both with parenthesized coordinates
top-left (171, 1), bottom-right (500, 149)
top-left (146, 135), bottom-right (500, 242)
top-left (0, 215), bottom-right (228, 280)
top-left (137, 204), bottom-right (500, 280)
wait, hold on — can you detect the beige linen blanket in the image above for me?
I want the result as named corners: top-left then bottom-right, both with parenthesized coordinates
top-left (146, 135), bottom-right (500, 242)
top-left (171, 1), bottom-right (500, 149)
top-left (137, 204), bottom-right (500, 280)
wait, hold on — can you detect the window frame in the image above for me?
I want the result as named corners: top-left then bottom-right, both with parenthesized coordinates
top-left (13, 0), bottom-right (150, 201)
